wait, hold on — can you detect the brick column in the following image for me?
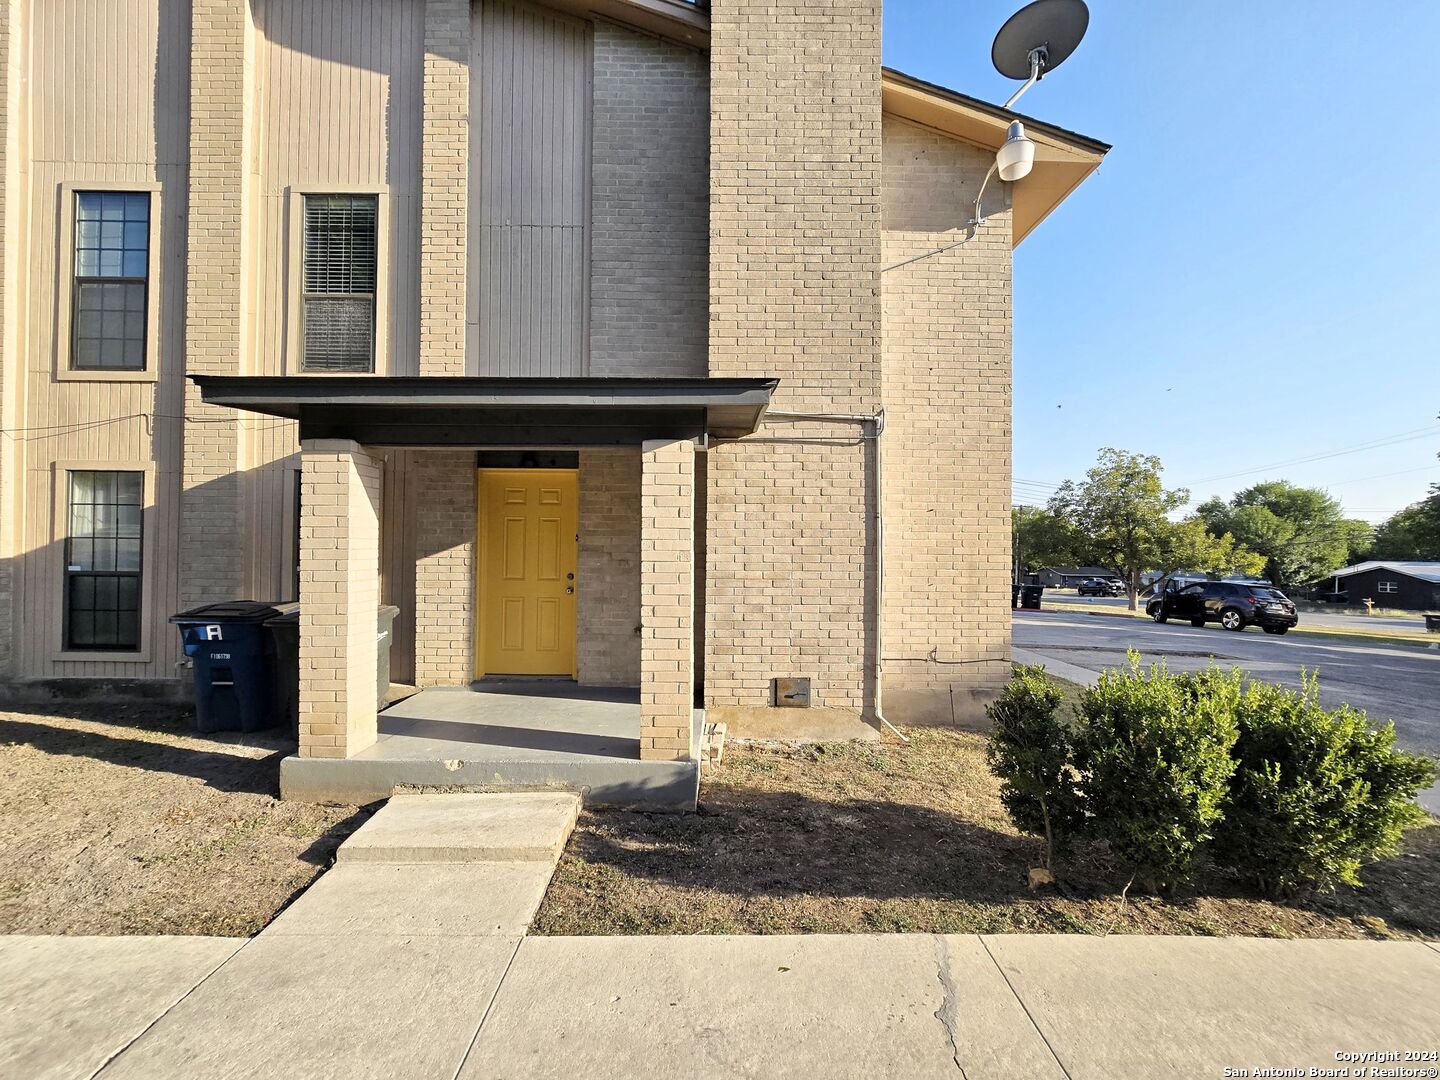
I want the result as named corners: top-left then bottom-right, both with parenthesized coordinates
top-left (640, 439), bottom-right (695, 762)
top-left (298, 440), bottom-right (383, 759)
top-left (180, 0), bottom-right (254, 605)
top-left (413, 450), bottom-right (475, 686)
top-left (419, 0), bottom-right (470, 375)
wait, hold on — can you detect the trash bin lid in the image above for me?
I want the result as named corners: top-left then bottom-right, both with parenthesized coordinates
top-left (171, 601), bottom-right (297, 625)
top-left (265, 607), bottom-right (301, 626)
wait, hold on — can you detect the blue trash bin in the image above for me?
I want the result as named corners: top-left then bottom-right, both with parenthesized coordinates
top-left (171, 601), bottom-right (298, 733)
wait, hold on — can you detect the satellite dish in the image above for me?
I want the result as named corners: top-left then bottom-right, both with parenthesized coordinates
top-left (991, 0), bottom-right (1090, 82)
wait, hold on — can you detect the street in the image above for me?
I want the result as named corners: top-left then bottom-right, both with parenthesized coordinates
top-left (1013, 608), bottom-right (1440, 811)
top-left (1050, 593), bottom-right (1432, 635)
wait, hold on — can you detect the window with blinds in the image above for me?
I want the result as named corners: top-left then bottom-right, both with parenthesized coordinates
top-left (301, 194), bottom-right (378, 373)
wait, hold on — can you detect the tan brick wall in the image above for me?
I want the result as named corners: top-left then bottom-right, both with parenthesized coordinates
top-left (179, 0), bottom-right (253, 607)
top-left (412, 450), bottom-right (475, 686)
top-left (298, 440), bottom-right (382, 759)
top-left (577, 449), bottom-right (640, 687)
top-left (420, 0), bottom-right (469, 376)
top-left (589, 21), bottom-right (708, 377)
top-left (881, 116), bottom-right (1013, 723)
top-left (640, 439), bottom-right (694, 761)
top-left (705, 0), bottom-right (882, 717)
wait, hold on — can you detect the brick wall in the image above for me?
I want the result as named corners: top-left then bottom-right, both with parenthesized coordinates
top-left (420, 0), bottom-right (469, 375)
top-left (179, 0), bottom-right (251, 607)
top-left (298, 440), bottom-right (382, 758)
top-left (640, 439), bottom-right (694, 761)
top-left (412, 450), bottom-right (475, 686)
top-left (577, 449), bottom-right (640, 686)
top-left (589, 21), bottom-right (708, 377)
top-left (880, 116), bottom-right (1013, 723)
top-left (705, 0), bottom-right (882, 717)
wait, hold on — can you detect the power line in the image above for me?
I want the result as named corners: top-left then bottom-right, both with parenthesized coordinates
top-left (1191, 426), bottom-right (1439, 485)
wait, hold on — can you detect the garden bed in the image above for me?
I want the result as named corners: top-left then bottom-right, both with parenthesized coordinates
top-left (533, 726), bottom-right (1440, 939)
top-left (0, 702), bottom-right (369, 936)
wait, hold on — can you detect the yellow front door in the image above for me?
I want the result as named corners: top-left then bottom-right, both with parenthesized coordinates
top-left (477, 469), bottom-right (579, 677)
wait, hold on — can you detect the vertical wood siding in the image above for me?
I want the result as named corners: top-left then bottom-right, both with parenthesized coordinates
top-left (246, 0), bottom-right (424, 605)
top-left (18, 0), bottom-right (190, 680)
top-left (470, 0), bottom-right (592, 376)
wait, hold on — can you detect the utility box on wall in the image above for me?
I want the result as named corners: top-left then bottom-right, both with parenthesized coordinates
top-left (773, 677), bottom-right (811, 708)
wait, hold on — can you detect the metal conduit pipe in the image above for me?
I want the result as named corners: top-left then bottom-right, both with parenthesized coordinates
top-left (717, 408), bottom-right (906, 743)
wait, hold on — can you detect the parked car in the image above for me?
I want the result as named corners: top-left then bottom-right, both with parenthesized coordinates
top-left (1077, 577), bottom-right (1125, 597)
top-left (1145, 580), bottom-right (1299, 634)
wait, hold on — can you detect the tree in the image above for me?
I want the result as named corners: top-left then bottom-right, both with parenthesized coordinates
top-left (1197, 482), bottom-right (1353, 587)
top-left (1370, 487), bottom-right (1440, 561)
top-left (1011, 506), bottom-right (1082, 579)
top-left (1163, 517), bottom-right (1268, 580)
top-left (1048, 449), bottom-right (1190, 610)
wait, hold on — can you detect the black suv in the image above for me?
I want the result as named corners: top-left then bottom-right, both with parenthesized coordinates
top-left (1077, 577), bottom-right (1125, 597)
top-left (1146, 581), bottom-right (1299, 634)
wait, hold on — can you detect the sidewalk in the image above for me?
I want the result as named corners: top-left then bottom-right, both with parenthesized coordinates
top-left (5, 792), bottom-right (1439, 1080)
top-left (5, 931), bottom-right (1438, 1079)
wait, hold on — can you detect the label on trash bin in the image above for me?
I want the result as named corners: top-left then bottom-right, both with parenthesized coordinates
top-left (204, 625), bottom-right (222, 641)
top-left (212, 653), bottom-right (231, 660)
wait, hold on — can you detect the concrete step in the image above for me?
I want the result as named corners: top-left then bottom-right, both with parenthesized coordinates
top-left (336, 792), bottom-right (580, 864)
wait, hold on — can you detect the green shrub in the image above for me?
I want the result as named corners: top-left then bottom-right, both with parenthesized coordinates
top-left (1212, 673), bottom-right (1438, 894)
top-left (985, 666), bottom-right (1081, 868)
top-left (1072, 658), bottom-right (1241, 890)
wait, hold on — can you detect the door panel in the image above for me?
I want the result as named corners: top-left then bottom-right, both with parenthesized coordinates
top-left (478, 469), bottom-right (578, 676)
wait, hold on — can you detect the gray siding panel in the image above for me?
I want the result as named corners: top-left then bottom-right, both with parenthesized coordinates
top-left (471, 0), bottom-right (592, 377)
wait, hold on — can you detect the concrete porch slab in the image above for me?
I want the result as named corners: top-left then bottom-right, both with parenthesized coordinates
top-left (0, 935), bottom-right (241, 1080)
top-left (264, 862), bottom-right (558, 937)
top-left (280, 684), bottom-right (699, 809)
top-left (98, 934), bottom-right (517, 1080)
top-left (337, 792), bottom-right (579, 863)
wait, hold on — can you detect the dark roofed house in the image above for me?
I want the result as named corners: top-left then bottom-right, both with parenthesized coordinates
top-left (1034, 567), bottom-right (1121, 588)
top-left (1328, 562), bottom-right (1440, 611)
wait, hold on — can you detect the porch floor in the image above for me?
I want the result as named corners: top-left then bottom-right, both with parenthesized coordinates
top-left (279, 681), bottom-right (700, 810)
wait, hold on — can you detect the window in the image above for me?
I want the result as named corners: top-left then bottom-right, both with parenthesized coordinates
top-left (1378, 580), bottom-right (1399, 594)
top-left (71, 191), bottom-right (150, 370)
top-left (64, 471), bottom-right (143, 651)
top-left (301, 194), bottom-right (378, 372)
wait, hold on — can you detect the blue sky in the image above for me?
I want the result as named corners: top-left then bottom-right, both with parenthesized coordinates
top-left (884, 0), bottom-right (1440, 524)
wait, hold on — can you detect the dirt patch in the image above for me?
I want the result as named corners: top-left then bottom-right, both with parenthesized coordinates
top-left (0, 703), bottom-right (370, 936)
top-left (533, 727), bottom-right (1440, 939)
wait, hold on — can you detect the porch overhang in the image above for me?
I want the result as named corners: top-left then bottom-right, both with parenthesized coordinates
top-left (190, 375), bottom-right (779, 445)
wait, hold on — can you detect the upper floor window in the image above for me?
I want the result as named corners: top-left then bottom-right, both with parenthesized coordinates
top-left (301, 194), bottom-right (378, 373)
top-left (72, 191), bottom-right (149, 371)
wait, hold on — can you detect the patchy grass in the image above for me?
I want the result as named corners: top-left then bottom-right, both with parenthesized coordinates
top-left (0, 702), bottom-right (371, 936)
top-left (534, 727), bottom-right (1440, 939)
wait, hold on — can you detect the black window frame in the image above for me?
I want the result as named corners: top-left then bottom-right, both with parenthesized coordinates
top-left (70, 190), bottom-right (151, 372)
top-left (63, 469), bottom-right (144, 652)
top-left (300, 193), bottom-right (379, 374)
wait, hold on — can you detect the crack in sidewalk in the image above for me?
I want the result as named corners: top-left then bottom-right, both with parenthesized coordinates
top-left (932, 935), bottom-right (969, 1078)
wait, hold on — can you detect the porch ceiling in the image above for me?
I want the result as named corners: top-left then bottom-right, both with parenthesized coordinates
top-left (191, 375), bottom-right (778, 446)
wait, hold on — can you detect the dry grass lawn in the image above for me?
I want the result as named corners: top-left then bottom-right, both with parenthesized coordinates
top-left (534, 727), bottom-right (1440, 939)
top-left (0, 701), bottom-right (369, 937)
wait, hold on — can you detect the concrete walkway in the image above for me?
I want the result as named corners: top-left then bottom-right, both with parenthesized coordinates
top-left (5, 792), bottom-right (1439, 1079)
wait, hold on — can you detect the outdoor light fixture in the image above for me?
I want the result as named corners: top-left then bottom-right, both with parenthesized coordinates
top-left (996, 121), bottom-right (1036, 182)
top-left (970, 0), bottom-right (1091, 226)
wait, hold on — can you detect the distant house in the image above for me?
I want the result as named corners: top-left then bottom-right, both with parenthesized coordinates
top-left (1327, 562), bottom-right (1440, 611)
top-left (1033, 567), bottom-right (1122, 588)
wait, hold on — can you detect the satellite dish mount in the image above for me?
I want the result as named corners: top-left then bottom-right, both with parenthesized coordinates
top-left (990, 0), bottom-right (1090, 109)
